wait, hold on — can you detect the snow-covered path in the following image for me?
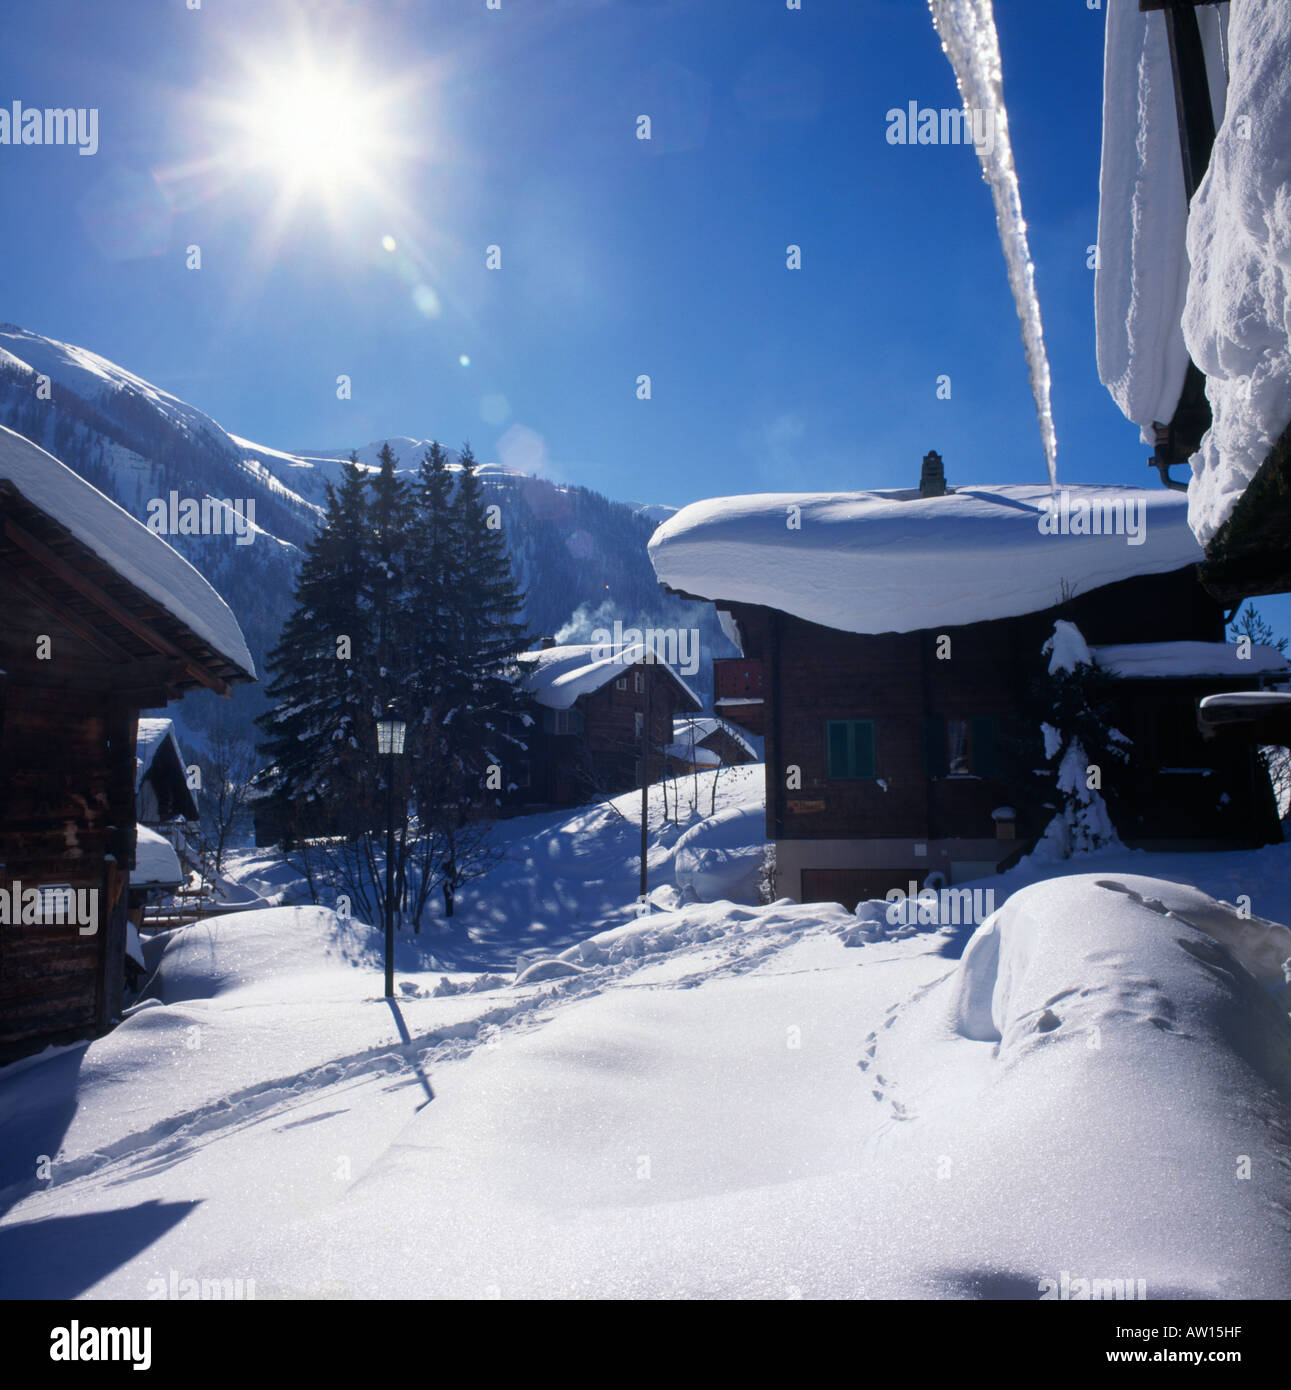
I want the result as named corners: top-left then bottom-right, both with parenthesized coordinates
top-left (3, 858), bottom-right (1289, 1299)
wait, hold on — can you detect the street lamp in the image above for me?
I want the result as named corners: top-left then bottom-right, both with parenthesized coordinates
top-left (375, 704), bottom-right (406, 997)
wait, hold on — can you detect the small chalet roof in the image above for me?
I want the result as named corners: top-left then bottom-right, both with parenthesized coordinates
top-left (133, 825), bottom-right (184, 890)
top-left (672, 716), bottom-right (758, 761)
top-left (135, 717), bottom-right (200, 819)
top-left (666, 742), bottom-right (720, 768)
top-left (519, 642), bottom-right (702, 712)
top-left (0, 424), bottom-right (255, 683)
top-left (1092, 641), bottom-right (1289, 681)
top-left (648, 483), bottom-right (1202, 637)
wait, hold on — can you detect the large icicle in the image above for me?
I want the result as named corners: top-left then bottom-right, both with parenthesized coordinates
top-left (928, 0), bottom-right (1059, 492)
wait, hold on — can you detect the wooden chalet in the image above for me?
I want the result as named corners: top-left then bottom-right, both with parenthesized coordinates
top-left (0, 425), bottom-right (255, 1061)
top-left (136, 716), bottom-right (202, 869)
top-left (667, 716), bottom-right (759, 774)
top-left (650, 459), bottom-right (1284, 910)
top-left (508, 639), bottom-right (702, 810)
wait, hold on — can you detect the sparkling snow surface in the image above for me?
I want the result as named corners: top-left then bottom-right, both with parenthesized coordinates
top-left (0, 424), bottom-right (255, 676)
top-left (648, 483), bottom-right (1202, 636)
top-left (1, 765), bottom-right (1288, 1300)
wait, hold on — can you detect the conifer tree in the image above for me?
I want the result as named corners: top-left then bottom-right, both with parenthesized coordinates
top-left (256, 455), bottom-right (373, 842)
top-left (1035, 620), bottom-right (1130, 858)
top-left (446, 443), bottom-right (529, 797)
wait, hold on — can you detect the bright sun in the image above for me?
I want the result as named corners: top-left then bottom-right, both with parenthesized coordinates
top-left (229, 53), bottom-right (399, 209)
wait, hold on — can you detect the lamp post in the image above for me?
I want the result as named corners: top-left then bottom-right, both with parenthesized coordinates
top-left (375, 705), bottom-right (406, 998)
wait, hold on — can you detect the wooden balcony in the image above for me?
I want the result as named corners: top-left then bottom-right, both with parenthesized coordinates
top-left (714, 658), bottom-right (766, 736)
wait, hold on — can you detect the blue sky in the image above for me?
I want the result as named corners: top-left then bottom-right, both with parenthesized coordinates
top-left (0, 0), bottom-right (1285, 642)
top-left (0, 1), bottom-right (1122, 493)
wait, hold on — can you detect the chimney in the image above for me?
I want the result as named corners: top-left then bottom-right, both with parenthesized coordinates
top-left (919, 450), bottom-right (947, 498)
top-left (540, 635), bottom-right (557, 649)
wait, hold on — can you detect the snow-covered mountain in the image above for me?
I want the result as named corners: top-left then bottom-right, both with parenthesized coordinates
top-left (0, 324), bottom-right (727, 748)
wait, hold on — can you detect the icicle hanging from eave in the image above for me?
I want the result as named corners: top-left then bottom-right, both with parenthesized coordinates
top-left (927, 0), bottom-right (1059, 494)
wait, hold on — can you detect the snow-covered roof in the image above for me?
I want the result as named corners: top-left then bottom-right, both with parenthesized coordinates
top-left (1093, 641), bottom-right (1289, 681)
top-left (136, 718), bottom-right (184, 792)
top-left (519, 642), bottom-right (701, 712)
top-left (0, 424), bottom-right (255, 678)
top-left (1199, 689), bottom-right (1291, 722)
top-left (133, 825), bottom-right (184, 889)
top-left (673, 716), bottom-right (758, 761)
top-left (1096, 2), bottom-right (1291, 545)
top-left (665, 741), bottom-right (720, 767)
top-left (648, 483), bottom-right (1202, 636)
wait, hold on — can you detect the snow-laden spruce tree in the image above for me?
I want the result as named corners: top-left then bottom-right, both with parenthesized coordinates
top-left (1033, 619), bottom-right (1131, 859)
top-left (256, 454), bottom-right (374, 848)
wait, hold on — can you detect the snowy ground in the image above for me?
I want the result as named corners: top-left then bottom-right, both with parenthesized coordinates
top-left (1, 770), bottom-right (1288, 1300)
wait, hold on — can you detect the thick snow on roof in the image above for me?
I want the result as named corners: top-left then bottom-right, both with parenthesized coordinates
top-left (1183, 2), bottom-right (1291, 544)
top-left (1096, 2), bottom-right (1291, 544)
top-left (1095, 2), bottom-right (1227, 441)
top-left (648, 483), bottom-right (1202, 636)
top-left (1093, 640), bottom-right (1289, 681)
top-left (132, 826), bottom-right (183, 889)
top-left (673, 716), bottom-right (758, 760)
top-left (520, 642), bottom-right (701, 711)
top-left (0, 425), bottom-right (254, 677)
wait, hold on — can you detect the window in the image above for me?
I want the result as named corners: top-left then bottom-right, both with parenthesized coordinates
top-left (633, 670), bottom-right (645, 694)
top-left (542, 708), bottom-right (584, 736)
top-left (923, 715), bottom-right (998, 778)
top-left (516, 759), bottom-right (532, 789)
top-left (615, 677), bottom-right (627, 691)
top-left (826, 720), bottom-right (876, 780)
top-left (634, 711), bottom-right (644, 739)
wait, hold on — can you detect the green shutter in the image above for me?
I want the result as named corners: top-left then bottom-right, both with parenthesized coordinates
top-left (923, 715), bottom-right (947, 779)
top-left (827, 720), bottom-right (875, 780)
top-left (853, 720), bottom-right (876, 779)
top-left (971, 717), bottom-right (998, 778)
top-left (827, 721), bottom-right (850, 779)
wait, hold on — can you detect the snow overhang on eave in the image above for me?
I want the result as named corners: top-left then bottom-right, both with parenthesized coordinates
top-left (1199, 416), bottom-right (1291, 606)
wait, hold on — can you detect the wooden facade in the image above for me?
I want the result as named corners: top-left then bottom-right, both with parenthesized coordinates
top-left (715, 565), bottom-right (1282, 909)
top-left (0, 470), bottom-right (254, 1061)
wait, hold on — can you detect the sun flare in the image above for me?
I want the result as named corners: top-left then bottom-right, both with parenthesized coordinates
top-left (229, 53), bottom-right (399, 209)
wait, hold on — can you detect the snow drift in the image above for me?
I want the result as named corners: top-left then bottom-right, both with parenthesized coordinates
top-left (671, 804), bottom-right (767, 905)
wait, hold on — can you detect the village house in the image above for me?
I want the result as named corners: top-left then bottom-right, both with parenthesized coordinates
top-left (648, 453), bottom-right (1285, 909)
top-left (667, 716), bottom-right (759, 774)
top-left (0, 424), bottom-right (255, 1061)
top-left (136, 717), bottom-right (201, 866)
top-left (508, 639), bottom-right (702, 810)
